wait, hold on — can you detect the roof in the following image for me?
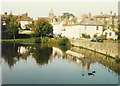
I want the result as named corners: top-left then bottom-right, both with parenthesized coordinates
top-left (18, 13), bottom-right (32, 21)
top-left (94, 14), bottom-right (110, 18)
top-left (80, 18), bottom-right (103, 26)
top-left (63, 18), bottom-right (103, 26)
top-left (1, 14), bottom-right (18, 20)
top-left (38, 17), bottom-right (50, 20)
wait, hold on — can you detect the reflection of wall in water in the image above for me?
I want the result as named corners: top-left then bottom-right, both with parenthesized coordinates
top-left (70, 47), bottom-right (120, 75)
top-left (65, 51), bottom-right (94, 72)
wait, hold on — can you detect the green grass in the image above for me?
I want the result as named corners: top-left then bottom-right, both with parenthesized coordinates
top-left (1, 38), bottom-right (36, 44)
top-left (1, 37), bottom-right (71, 46)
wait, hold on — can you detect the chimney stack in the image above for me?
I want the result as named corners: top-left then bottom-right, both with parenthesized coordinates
top-left (4, 12), bottom-right (7, 15)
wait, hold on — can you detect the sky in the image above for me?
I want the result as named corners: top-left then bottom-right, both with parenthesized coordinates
top-left (1, 0), bottom-right (119, 20)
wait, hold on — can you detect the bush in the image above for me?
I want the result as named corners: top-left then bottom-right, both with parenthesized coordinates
top-left (82, 33), bottom-right (90, 38)
top-left (58, 37), bottom-right (71, 46)
top-left (42, 37), bottom-right (49, 44)
top-left (99, 35), bottom-right (107, 39)
top-left (115, 57), bottom-right (120, 63)
top-left (35, 37), bottom-right (42, 43)
top-left (93, 34), bottom-right (97, 38)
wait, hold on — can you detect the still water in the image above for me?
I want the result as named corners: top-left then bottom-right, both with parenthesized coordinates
top-left (1, 43), bottom-right (119, 84)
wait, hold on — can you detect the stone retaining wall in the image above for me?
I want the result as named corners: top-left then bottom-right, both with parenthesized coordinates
top-left (70, 39), bottom-right (119, 58)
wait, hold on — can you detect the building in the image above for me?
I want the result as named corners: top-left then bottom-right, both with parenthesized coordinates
top-left (1, 12), bottom-right (18, 27)
top-left (103, 29), bottom-right (117, 40)
top-left (59, 18), bottom-right (103, 39)
top-left (48, 9), bottom-right (57, 23)
top-left (18, 13), bottom-right (32, 29)
top-left (94, 11), bottom-right (119, 31)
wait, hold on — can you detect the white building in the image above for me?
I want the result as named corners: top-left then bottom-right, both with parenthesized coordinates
top-left (103, 29), bottom-right (117, 40)
top-left (62, 25), bottom-right (81, 39)
top-left (52, 21), bottom-right (64, 36)
top-left (18, 13), bottom-right (32, 29)
top-left (58, 19), bottom-right (103, 39)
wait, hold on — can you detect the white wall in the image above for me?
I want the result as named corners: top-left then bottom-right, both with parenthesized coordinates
top-left (63, 25), bottom-right (103, 39)
top-left (52, 23), bottom-right (103, 39)
top-left (52, 24), bottom-right (63, 35)
top-left (80, 25), bottom-right (103, 38)
top-left (103, 29), bottom-right (117, 40)
top-left (62, 25), bottom-right (81, 39)
top-left (20, 21), bottom-right (32, 29)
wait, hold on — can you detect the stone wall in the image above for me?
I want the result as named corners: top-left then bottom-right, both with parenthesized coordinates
top-left (70, 39), bottom-right (119, 58)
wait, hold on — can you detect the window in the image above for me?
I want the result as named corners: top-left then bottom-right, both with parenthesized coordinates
top-left (109, 32), bottom-right (112, 36)
top-left (96, 26), bottom-right (99, 30)
top-left (105, 32), bottom-right (107, 36)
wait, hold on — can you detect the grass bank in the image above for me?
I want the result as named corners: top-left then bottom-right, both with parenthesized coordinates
top-left (1, 38), bottom-right (35, 44)
top-left (1, 37), bottom-right (71, 46)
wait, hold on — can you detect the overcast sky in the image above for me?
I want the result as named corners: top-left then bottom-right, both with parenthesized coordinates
top-left (1, 0), bottom-right (119, 19)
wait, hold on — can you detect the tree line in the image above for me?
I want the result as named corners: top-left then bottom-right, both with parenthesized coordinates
top-left (1, 13), bottom-right (53, 39)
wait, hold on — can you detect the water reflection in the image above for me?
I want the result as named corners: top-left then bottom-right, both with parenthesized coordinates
top-left (2, 43), bottom-right (19, 68)
top-left (65, 47), bottom-right (120, 75)
top-left (1, 43), bottom-right (120, 75)
top-left (2, 43), bottom-right (53, 68)
top-left (31, 44), bottom-right (53, 65)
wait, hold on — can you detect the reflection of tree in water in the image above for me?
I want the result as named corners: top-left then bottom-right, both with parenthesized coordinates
top-left (31, 45), bottom-right (53, 66)
top-left (58, 45), bottom-right (70, 52)
top-left (2, 43), bottom-right (31, 68)
top-left (2, 43), bottom-right (19, 68)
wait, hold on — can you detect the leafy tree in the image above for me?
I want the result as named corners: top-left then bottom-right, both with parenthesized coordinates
top-left (6, 13), bottom-right (20, 40)
top-left (61, 12), bottom-right (76, 22)
top-left (58, 37), bottom-right (71, 46)
top-left (34, 18), bottom-right (53, 37)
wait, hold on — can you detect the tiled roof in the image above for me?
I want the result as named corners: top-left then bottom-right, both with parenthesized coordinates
top-left (18, 13), bottom-right (32, 21)
top-left (1, 14), bottom-right (18, 20)
top-left (80, 18), bottom-right (103, 26)
top-left (94, 14), bottom-right (110, 18)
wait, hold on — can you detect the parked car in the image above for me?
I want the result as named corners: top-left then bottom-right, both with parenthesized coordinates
top-left (90, 38), bottom-right (104, 42)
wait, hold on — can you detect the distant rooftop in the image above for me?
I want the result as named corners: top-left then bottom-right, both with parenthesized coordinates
top-left (80, 18), bottom-right (103, 26)
top-left (18, 13), bottom-right (32, 21)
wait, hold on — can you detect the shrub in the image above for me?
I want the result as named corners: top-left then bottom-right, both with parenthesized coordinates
top-left (35, 37), bottom-right (42, 43)
top-left (93, 34), bottom-right (97, 38)
top-left (82, 33), bottom-right (90, 38)
top-left (58, 37), bottom-right (71, 46)
top-left (99, 35), bottom-right (107, 40)
top-left (42, 37), bottom-right (49, 43)
top-left (115, 57), bottom-right (120, 63)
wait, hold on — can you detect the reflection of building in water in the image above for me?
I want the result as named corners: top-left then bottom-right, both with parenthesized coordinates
top-left (52, 47), bottom-right (63, 58)
top-left (65, 49), bottom-right (95, 73)
top-left (70, 47), bottom-right (120, 75)
top-left (18, 46), bottom-right (30, 60)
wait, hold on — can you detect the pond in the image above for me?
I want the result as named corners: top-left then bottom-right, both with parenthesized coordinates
top-left (1, 43), bottom-right (120, 84)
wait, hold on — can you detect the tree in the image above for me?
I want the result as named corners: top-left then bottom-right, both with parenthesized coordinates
top-left (34, 18), bottom-right (53, 37)
top-left (61, 12), bottom-right (76, 20)
top-left (6, 13), bottom-right (20, 40)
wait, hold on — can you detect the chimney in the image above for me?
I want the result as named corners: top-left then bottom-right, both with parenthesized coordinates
top-left (100, 11), bottom-right (103, 16)
top-left (4, 12), bottom-right (7, 15)
top-left (89, 12), bottom-right (92, 18)
top-left (114, 13), bottom-right (116, 16)
top-left (110, 11), bottom-right (112, 15)
top-left (26, 13), bottom-right (28, 16)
